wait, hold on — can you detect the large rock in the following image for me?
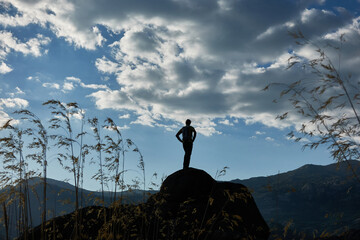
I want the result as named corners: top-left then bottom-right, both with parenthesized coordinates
top-left (147, 167), bottom-right (270, 240)
top-left (96, 167), bottom-right (270, 239)
top-left (160, 168), bottom-right (215, 201)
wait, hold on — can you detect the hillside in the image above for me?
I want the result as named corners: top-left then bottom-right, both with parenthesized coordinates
top-left (232, 160), bottom-right (360, 235)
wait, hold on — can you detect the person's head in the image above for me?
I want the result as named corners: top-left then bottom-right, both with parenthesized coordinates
top-left (185, 119), bottom-right (191, 126)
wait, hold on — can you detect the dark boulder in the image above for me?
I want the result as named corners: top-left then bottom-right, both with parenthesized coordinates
top-left (160, 167), bottom-right (215, 201)
top-left (145, 167), bottom-right (270, 240)
top-left (100, 167), bottom-right (269, 239)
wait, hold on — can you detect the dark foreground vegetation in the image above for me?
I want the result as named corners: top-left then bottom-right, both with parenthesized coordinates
top-left (13, 164), bottom-right (360, 240)
top-left (0, 100), bottom-right (146, 240)
top-left (18, 168), bottom-right (270, 240)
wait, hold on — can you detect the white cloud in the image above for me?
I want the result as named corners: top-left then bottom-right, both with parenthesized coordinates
top-left (301, 8), bottom-right (318, 23)
top-left (0, 61), bottom-right (12, 74)
top-left (8, 87), bottom-right (25, 97)
top-left (195, 124), bottom-right (221, 137)
top-left (300, 8), bottom-right (336, 24)
top-left (256, 131), bottom-right (266, 135)
top-left (95, 56), bottom-right (119, 74)
top-left (89, 90), bottom-right (140, 112)
top-left (0, 110), bottom-right (12, 127)
top-left (80, 82), bottom-right (109, 90)
top-left (63, 82), bottom-right (75, 91)
top-left (87, 4), bottom-right (358, 135)
top-left (63, 76), bottom-right (109, 92)
top-left (0, 0), bottom-right (99, 50)
top-left (131, 114), bottom-right (156, 127)
top-left (119, 114), bottom-right (130, 119)
top-left (42, 82), bottom-right (60, 89)
top-left (27, 76), bottom-right (41, 82)
top-left (1, 0), bottom-right (358, 136)
top-left (15, 87), bottom-right (24, 94)
top-left (92, 26), bottom-right (106, 47)
top-left (219, 119), bottom-right (234, 126)
top-left (0, 31), bottom-right (50, 57)
top-left (0, 97), bottom-right (29, 109)
top-left (268, 53), bottom-right (292, 70)
top-left (0, 29), bottom-right (49, 73)
top-left (265, 137), bottom-right (275, 142)
top-left (244, 113), bottom-right (292, 130)
top-left (323, 16), bottom-right (360, 40)
top-left (65, 76), bottom-right (81, 83)
top-left (0, 97), bottom-right (29, 125)
top-left (177, 81), bottom-right (209, 97)
top-left (295, 44), bottom-right (320, 60)
top-left (71, 109), bottom-right (86, 120)
top-left (118, 124), bottom-right (130, 130)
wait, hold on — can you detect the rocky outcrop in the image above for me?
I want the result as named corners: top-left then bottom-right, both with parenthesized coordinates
top-left (151, 168), bottom-right (269, 239)
top-left (19, 168), bottom-right (269, 239)
top-left (100, 167), bottom-right (269, 239)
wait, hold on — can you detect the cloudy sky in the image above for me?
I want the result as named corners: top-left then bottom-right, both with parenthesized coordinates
top-left (0, 0), bottom-right (359, 191)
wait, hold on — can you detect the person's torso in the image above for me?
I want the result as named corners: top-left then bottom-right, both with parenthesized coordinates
top-left (182, 126), bottom-right (194, 142)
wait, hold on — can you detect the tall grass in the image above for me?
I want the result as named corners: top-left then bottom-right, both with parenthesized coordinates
top-left (103, 117), bottom-right (126, 204)
top-left (14, 109), bottom-right (49, 240)
top-left (43, 100), bottom-right (86, 238)
top-left (0, 100), bottom-right (147, 239)
top-left (0, 120), bottom-right (33, 239)
top-left (264, 32), bottom-right (360, 182)
top-left (88, 117), bottom-right (106, 205)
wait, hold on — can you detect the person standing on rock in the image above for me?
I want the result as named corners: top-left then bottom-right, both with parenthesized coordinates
top-left (176, 119), bottom-right (197, 169)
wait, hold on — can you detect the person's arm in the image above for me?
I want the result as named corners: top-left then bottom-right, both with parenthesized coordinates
top-left (176, 128), bottom-right (183, 143)
top-left (192, 128), bottom-right (197, 142)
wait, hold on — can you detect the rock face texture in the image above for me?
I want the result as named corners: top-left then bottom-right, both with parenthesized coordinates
top-left (19, 168), bottom-right (269, 239)
top-left (147, 168), bottom-right (270, 240)
top-left (99, 168), bottom-right (269, 239)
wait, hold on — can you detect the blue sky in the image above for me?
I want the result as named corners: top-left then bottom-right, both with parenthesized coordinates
top-left (0, 0), bottom-right (359, 191)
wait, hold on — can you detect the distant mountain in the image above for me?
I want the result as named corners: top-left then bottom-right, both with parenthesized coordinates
top-left (232, 160), bottom-right (360, 236)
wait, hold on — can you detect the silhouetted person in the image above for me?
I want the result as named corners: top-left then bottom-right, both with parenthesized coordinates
top-left (176, 119), bottom-right (197, 169)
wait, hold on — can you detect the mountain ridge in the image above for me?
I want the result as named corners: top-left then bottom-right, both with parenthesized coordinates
top-left (232, 160), bottom-right (360, 183)
top-left (232, 160), bottom-right (360, 236)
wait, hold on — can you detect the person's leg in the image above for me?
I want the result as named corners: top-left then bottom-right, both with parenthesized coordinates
top-left (183, 142), bottom-right (193, 169)
top-left (183, 156), bottom-right (189, 169)
top-left (183, 143), bottom-right (189, 169)
top-left (188, 142), bottom-right (193, 156)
